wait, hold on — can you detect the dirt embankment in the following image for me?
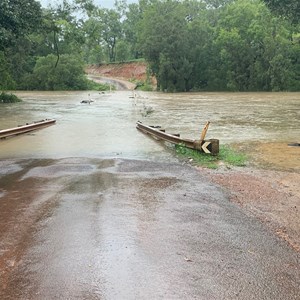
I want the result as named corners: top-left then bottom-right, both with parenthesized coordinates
top-left (86, 61), bottom-right (148, 82)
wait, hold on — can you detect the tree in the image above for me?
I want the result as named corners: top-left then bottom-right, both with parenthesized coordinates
top-left (214, 0), bottom-right (298, 91)
top-left (0, 51), bottom-right (16, 90)
top-left (1, 0), bottom-right (299, 92)
top-left (263, 0), bottom-right (300, 24)
top-left (123, 3), bottom-right (143, 59)
top-left (83, 6), bottom-right (123, 63)
top-left (82, 16), bottom-right (106, 63)
top-left (0, 0), bottom-right (42, 91)
top-left (99, 8), bottom-right (123, 62)
top-left (204, 0), bottom-right (234, 9)
top-left (26, 54), bottom-right (89, 90)
top-left (138, 0), bottom-right (193, 91)
top-left (0, 0), bottom-right (42, 50)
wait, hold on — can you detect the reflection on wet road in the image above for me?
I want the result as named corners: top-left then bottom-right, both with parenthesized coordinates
top-left (0, 158), bottom-right (299, 299)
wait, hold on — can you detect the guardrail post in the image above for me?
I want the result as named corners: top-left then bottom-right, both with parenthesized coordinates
top-left (194, 139), bottom-right (219, 155)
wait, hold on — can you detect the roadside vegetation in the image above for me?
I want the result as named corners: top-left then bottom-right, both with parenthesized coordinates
top-left (0, 0), bottom-right (299, 92)
top-left (134, 81), bottom-right (154, 91)
top-left (175, 144), bottom-right (248, 169)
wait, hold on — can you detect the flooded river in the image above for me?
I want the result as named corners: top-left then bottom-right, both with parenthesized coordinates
top-left (0, 91), bottom-right (299, 170)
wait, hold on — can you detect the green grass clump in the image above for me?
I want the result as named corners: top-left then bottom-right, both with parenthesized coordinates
top-left (218, 145), bottom-right (247, 167)
top-left (133, 81), bottom-right (153, 91)
top-left (175, 144), bottom-right (247, 169)
top-left (0, 92), bottom-right (22, 103)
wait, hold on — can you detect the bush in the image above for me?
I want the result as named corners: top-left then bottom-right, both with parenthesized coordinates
top-left (0, 92), bottom-right (22, 103)
top-left (135, 81), bottom-right (153, 91)
top-left (26, 54), bottom-right (93, 90)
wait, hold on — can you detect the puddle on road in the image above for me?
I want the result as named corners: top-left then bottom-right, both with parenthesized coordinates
top-left (0, 91), bottom-right (299, 172)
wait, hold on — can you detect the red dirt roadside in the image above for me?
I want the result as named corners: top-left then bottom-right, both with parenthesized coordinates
top-left (203, 166), bottom-right (300, 253)
top-left (86, 61), bottom-right (148, 82)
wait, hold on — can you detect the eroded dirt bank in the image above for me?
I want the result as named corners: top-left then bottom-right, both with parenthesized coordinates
top-left (86, 61), bottom-right (148, 82)
top-left (86, 61), bottom-right (157, 90)
top-left (0, 158), bottom-right (299, 299)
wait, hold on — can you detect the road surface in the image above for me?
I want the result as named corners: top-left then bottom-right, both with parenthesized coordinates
top-left (0, 158), bottom-right (299, 299)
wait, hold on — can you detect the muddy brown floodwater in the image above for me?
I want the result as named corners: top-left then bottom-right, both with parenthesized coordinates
top-left (0, 91), bottom-right (299, 299)
top-left (0, 91), bottom-right (299, 166)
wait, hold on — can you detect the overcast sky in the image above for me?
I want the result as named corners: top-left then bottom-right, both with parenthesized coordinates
top-left (39, 0), bottom-right (137, 9)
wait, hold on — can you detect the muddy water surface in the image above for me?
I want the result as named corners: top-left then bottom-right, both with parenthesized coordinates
top-left (0, 91), bottom-right (299, 170)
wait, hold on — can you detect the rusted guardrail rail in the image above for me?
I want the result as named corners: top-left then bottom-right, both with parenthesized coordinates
top-left (136, 121), bottom-right (219, 155)
top-left (0, 119), bottom-right (56, 139)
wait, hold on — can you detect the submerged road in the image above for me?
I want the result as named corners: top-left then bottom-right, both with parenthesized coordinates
top-left (0, 158), bottom-right (299, 299)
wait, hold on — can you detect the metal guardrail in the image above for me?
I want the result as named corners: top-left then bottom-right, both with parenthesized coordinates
top-left (0, 119), bottom-right (56, 139)
top-left (136, 121), bottom-right (219, 155)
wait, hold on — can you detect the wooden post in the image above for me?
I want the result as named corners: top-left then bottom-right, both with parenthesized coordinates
top-left (207, 139), bottom-right (219, 156)
top-left (200, 121), bottom-right (210, 141)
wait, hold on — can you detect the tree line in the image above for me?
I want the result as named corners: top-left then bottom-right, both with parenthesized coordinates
top-left (0, 0), bottom-right (299, 92)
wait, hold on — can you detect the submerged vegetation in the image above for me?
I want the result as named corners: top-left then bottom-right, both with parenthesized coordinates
top-left (0, 92), bottom-right (22, 103)
top-left (175, 144), bottom-right (248, 169)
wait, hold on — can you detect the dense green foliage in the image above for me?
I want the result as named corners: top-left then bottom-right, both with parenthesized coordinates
top-left (263, 0), bottom-right (299, 24)
top-left (0, 0), bottom-right (299, 92)
top-left (0, 0), bottom-right (42, 50)
top-left (138, 0), bottom-right (300, 91)
top-left (24, 54), bottom-right (90, 90)
top-left (0, 92), bottom-right (22, 103)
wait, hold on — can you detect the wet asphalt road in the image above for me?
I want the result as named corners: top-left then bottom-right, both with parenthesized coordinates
top-left (0, 158), bottom-right (299, 299)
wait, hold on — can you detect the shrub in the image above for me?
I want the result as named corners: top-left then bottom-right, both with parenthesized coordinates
top-left (0, 92), bottom-right (22, 103)
top-left (27, 54), bottom-right (90, 90)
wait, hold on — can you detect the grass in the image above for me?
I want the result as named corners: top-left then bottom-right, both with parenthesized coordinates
top-left (135, 81), bottom-right (153, 91)
top-left (86, 80), bottom-right (112, 91)
top-left (175, 143), bottom-right (247, 169)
